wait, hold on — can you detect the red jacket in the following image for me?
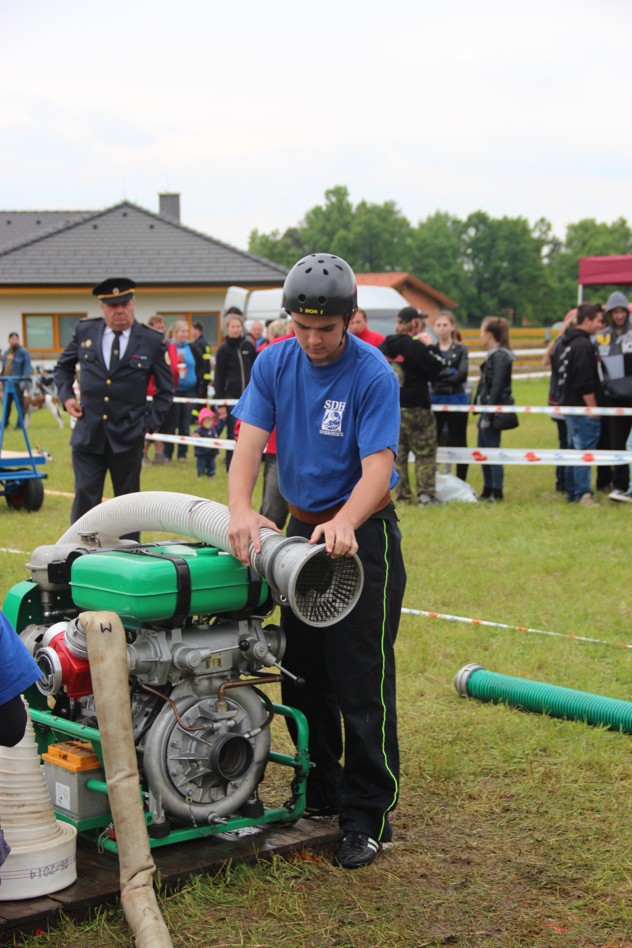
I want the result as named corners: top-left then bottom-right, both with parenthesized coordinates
top-left (148, 341), bottom-right (179, 396)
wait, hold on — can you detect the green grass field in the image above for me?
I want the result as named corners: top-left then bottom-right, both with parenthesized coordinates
top-left (3, 381), bottom-right (632, 947)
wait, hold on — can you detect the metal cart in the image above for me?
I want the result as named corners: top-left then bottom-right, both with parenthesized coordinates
top-left (0, 375), bottom-right (47, 510)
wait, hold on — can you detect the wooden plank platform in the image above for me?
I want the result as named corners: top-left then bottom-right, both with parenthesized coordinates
top-left (0, 819), bottom-right (342, 942)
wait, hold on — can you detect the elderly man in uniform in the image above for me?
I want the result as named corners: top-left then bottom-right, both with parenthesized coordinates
top-left (54, 278), bottom-right (174, 535)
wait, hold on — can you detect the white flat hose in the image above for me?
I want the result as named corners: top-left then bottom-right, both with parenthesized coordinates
top-left (82, 611), bottom-right (172, 948)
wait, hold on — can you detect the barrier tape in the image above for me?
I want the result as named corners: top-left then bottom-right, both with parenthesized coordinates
top-left (467, 371), bottom-right (551, 382)
top-left (469, 348), bottom-right (548, 359)
top-left (147, 396), bottom-right (238, 405)
top-left (401, 607), bottom-right (632, 651)
top-left (172, 396), bottom-right (238, 406)
top-left (146, 433), bottom-right (236, 451)
top-left (434, 404), bottom-right (632, 416)
top-left (435, 447), bottom-right (632, 465)
top-left (148, 437), bottom-right (631, 463)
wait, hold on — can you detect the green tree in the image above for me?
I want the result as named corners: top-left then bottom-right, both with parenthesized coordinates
top-left (463, 212), bottom-right (548, 326)
top-left (248, 186), bottom-right (632, 327)
top-left (250, 186), bottom-right (413, 273)
top-left (299, 185), bottom-right (356, 252)
top-left (548, 218), bottom-right (632, 314)
top-left (248, 227), bottom-right (305, 269)
top-left (410, 212), bottom-right (474, 322)
top-left (333, 199), bottom-right (413, 272)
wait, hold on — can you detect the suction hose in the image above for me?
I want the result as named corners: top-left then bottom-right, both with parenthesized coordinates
top-left (54, 491), bottom-right (363, 627)
top-left (82, 611), bottom-right (172, 948)
top-left (455, 662), bottom-right (632, 734)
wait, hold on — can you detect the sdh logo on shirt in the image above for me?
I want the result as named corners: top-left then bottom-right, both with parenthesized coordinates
top-left (320, 399), bottom-right (346, 437)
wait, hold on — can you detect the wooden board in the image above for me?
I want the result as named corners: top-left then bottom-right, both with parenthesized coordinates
top-left (0, 819), bottom-right (342, 941)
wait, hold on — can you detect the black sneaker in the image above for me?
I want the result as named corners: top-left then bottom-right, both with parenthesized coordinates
top-left (334, 832), bottom-right (381, 869)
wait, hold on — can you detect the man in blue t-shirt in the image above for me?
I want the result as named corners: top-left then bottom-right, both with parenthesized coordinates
top-left (228, 253), bottom-right (407, 869)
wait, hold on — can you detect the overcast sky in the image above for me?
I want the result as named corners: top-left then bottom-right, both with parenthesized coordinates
top-left (1, 0), bottom-right (630, 252)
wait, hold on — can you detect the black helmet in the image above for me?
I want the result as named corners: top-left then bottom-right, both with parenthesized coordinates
top-left (283, 253), bottom-right (357, 319)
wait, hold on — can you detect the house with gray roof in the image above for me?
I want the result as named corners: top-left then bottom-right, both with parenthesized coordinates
top-left (0, 193), bottom-right (287, 359)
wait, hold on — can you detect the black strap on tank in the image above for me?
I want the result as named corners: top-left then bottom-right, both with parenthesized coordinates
top-left (245, 566), bottom-right (263, 610)
top-left (128, 549), bottom-right (192, 623)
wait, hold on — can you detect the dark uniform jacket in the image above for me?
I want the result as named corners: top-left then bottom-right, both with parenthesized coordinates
top-left (54, 318), bottom-right (174, 453)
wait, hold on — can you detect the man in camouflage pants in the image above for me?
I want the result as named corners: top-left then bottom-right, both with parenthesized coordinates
top-left (379, 307), bottom-right (450, 505)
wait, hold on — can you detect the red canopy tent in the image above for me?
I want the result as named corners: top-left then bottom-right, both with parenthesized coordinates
top-left (578, 255), bottom-right (632, 302)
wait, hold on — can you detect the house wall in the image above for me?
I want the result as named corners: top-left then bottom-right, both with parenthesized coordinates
top-left (0, 287), bottom-right (233, 365)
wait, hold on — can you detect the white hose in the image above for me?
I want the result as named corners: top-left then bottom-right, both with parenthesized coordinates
top-left (57, 491), bottom-right (278, 562)
top-left (82, 611), bottom-right (172, 948)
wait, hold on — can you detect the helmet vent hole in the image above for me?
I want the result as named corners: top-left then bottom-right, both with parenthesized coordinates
top-left (298, 294), bottom-right (306, 303)
top-left (335, 264), bottom-right (343, 271)
top-left (305, 267), bottom-right (312, 274)
top-left (318, 296), bottom-right (327, 305)
top-left (322, 268), bottom-right (329, 275)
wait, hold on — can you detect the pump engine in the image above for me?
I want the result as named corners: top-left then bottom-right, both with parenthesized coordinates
top-left (10, 540), bottom-right (301, 836)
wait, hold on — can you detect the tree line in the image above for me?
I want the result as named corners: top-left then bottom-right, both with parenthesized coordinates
top-left (248, 186), bottom-right (632, 327)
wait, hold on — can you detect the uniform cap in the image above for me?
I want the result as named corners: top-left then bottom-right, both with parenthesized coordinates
top-left (93, 277), bottom-right (136, 305)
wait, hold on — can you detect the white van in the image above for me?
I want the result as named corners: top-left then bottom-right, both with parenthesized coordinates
top-left (223, 285), bottom-right (410, 337)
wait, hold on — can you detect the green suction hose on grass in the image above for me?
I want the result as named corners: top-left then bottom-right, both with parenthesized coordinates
top-left (455, 663), bottom-right (632, 735)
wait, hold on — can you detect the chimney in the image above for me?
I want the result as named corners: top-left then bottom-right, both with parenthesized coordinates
top-left (158, 192), bottom-right (181, 223)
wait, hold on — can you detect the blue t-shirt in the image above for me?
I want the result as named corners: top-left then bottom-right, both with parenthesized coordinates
top-left (233, 333), bottom-right (400, 512)
top-left (176, 343), bottom-right (197, 392)
top-left (0, 612), bottom-right (41, 705)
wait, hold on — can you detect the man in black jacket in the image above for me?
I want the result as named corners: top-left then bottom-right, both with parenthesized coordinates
top-left (556, 302), bottom-right (606, 505)
top-left (379, 307), bottom-right (449, 505)
top-left (55, 277), bottom-right (174, 533)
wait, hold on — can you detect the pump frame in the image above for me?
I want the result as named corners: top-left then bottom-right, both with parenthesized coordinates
top-left (28, 703), bottom-right (310, 852)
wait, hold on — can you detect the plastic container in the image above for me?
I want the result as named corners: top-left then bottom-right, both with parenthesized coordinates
top-left (70, 543), bottom-right (269, 621)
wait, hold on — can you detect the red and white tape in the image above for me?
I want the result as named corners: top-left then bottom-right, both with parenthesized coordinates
top-left (402, 607), bottom-right (632, 651)
top-left (434, 403), bottom-right (632, 416)
top-left (435, 447), bottom-right (632, 465)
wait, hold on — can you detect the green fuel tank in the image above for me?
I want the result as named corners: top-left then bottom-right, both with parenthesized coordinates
top-left (70, 543), bottom-right (268, 622)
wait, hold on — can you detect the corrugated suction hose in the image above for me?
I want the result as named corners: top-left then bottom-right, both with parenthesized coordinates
top-left (455, 662), bottom-right (632, 734)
